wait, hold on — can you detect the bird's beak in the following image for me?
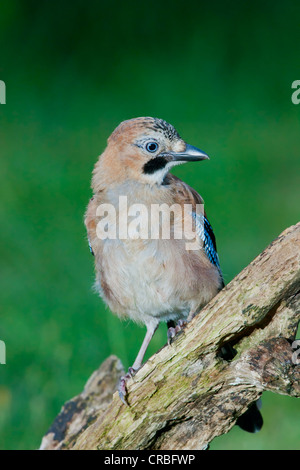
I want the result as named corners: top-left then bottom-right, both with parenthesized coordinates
top-left (167, 144), bottom-right (210, 162)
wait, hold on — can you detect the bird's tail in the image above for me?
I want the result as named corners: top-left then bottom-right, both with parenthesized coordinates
top-left (236, 399), bottom-right (263, 433)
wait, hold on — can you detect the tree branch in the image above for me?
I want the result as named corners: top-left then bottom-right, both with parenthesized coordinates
top-left (40, 222), bottom-right (300, 450)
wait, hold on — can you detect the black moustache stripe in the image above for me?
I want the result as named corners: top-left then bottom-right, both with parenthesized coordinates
top-left (143, 156), bottom-right (168, 174)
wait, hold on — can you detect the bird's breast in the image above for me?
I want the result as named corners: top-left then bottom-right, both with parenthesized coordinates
top-left (91, 181), bottom-right (221, 325)
top-left (96, 235), bottom-right (220, 326)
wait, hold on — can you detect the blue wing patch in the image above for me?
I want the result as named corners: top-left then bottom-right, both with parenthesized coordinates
top-left (88, 237), bottom-right (94, 256)
top-left (191, 212), bottom-right (224, 285)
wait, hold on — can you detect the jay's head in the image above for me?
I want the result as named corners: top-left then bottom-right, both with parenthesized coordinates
top-left (93, 117), bottom-right (209, 188)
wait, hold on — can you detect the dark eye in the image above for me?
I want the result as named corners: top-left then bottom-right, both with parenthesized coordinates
top-left (145, 141), bottom-right (158, 153)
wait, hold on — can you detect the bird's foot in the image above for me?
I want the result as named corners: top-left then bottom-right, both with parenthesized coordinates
top-left (167, 319), bottom-right (187, 345)
top-left (118, 367), bottom-right (137, 406)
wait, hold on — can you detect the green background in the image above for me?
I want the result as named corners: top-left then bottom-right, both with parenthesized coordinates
top-left (0, 0), bottom-right (299, 450)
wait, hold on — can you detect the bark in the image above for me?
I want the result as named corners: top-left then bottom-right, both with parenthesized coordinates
top-left (40, 223), bottom-right (300, 450)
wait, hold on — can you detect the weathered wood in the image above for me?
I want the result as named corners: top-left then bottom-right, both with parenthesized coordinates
top-left (39, 356), bottom-right (125, 450)
top-left (40, 223), bottom-right (300, 450)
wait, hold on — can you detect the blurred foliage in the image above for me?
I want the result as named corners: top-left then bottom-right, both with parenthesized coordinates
top-left (0, 0), bottom-right (299, 450)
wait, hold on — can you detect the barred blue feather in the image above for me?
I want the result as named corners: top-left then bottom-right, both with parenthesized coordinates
top-left (191, 212), bottom-right (224, 286)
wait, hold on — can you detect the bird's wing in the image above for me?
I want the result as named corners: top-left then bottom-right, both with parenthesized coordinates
top-left (191, 211), bottom-right (224, 285)
top-left (167, 174), bottom-right (224, 285)
top-left (88, 238), bottom-right (94, 256)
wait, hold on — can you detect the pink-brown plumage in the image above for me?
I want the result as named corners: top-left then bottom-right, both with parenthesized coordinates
top-left (85, 117), bottom-right (223, 400)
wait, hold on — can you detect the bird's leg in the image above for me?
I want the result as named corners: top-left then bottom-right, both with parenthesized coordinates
top-left (167, 319), bottom-right (187, 344)
top-left (187, 308), bottom-right (197, 322)
top-left (118, 323), bottom-right (158, 405)
top-left (117, 368), bottom-right (136, 406)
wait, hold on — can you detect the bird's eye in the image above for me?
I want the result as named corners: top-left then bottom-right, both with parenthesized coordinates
top-left (145, 141), bottom-right (158, 153)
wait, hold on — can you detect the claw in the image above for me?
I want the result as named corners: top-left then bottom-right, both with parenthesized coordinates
top-left (176, 319), bottom-right (187, 330)
top-left (167, 326), bottom-right (176, 345)
top-left (118, 367), bottom-right (137, 405)
top-left (118, 376), bottom-right (129, 405)
top-left (167, 320), bottom-right (187, 345)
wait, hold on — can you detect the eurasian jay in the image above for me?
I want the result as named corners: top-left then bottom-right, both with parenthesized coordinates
top-left (84, 117), bottom-right (262, 432)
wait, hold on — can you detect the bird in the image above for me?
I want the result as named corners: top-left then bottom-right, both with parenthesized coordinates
top-left (84, 116), bottom-right (262, 432)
